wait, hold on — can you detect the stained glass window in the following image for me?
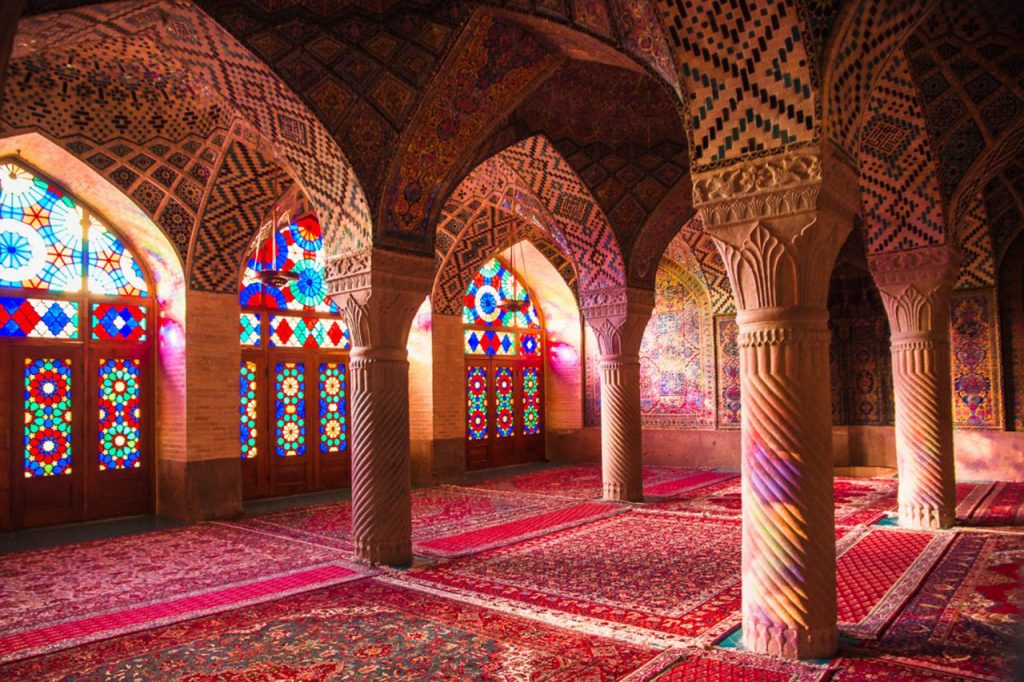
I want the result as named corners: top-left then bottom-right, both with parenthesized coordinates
top-left (319, 362), bottom-right (347, 453)
top-left (91, 304), bottom-right (147, 341)
top-left (241, 216), bottom-right (339, 314)
top-left (523, 367), bottom-right (541, 435)
top-left (519, 332), bottom-right (542, 357)
top-left (87, 222), bottom-right (148, 297)
top-left (1, 297), bottom-right (78, 338)
top-left (495, 367), bottom-right (515, 438)
top-left (464, 329), bottom-right (516, 355)
top-left (24, 357), bottom-right (72, 477)
top-left (269, 315), bottom-right (350, 349)
top-left (462, 259), bottom-right (540, 329)
top-left (240, 360), bottom-right (258, 459)
top-left (1, 162), bottom-right (84, 292)
top-left (240, 313), bottom-right (261, 346)
top-left (275, 362), bottom-right (305, 458)
top-left (467, 365), bottom-right (488, 441)
top-left (97, 358), bottom-right (141, 470)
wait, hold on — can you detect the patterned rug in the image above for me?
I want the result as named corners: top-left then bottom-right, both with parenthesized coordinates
top-left (857, 531), bottom-right (1024, 680)
top-left (0, 579), bottom-right (661, 681)
top-left (0, 523), bottom-right (371, 663)
top-left (399, 511), bottom-right (743, 646)
top-left (465, 465), bottom-right (719, 499)
top-left (225, 486), bottom-right (620, 557)
top-left (836, 528), bottom-right (954, 638)
top-left (633, 648), bottom-right (828, 682)
top-left (967, 481), bottom-right (1024, 529)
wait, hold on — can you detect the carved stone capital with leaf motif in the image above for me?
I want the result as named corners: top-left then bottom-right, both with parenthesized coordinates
top-left (581, 287), bottom-right (655, 358)
top-left (869, 245), bottom-right (959, 341)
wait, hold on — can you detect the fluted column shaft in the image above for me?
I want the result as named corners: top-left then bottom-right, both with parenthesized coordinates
top-left (871, 246), bottom-right (959, 530)
top-left (349, 346), bottom-right (413, 565)
top-left (599, 355), bottom-right (643, 501)
top-left (738, 308), bottom-right (837, 658)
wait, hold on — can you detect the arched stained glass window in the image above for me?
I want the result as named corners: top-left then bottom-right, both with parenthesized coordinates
top-left (463, 257), bottom-right (544, 470)
top-left (0, 159), bottom-right (154, 529)
top-left (238, 212), bottom-right (352, 499)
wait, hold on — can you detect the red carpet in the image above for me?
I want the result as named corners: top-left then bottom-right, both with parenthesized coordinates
top-left (836, 528), bottom-right (953, 638)
top-left (968, 481), bottom-right (1024, 527)
top-left (829, 657), bottom-right (966, 680)
top-left (643, 470), bottom-right (737, 497)
top-left (467, 464), bottom-right (709, 499)
top-left (417, 501), bottom-right (623, 557)
top-left (0, 579), bottom-right (659, 681)
top-left (402, 512), bottom-right (743, 644)
top-left (638, 648), bottom-right (828, 682)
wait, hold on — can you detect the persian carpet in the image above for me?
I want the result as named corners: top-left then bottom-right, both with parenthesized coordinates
top-left (465, 464), bottom-right (712, 499)
top-left (0, 579), bottom-right (661, 681)
top-left (859, 531), bottom-right (1024, 680)
top-left (828, 656), bottom-right (969, 681)
top-left (398, 511), bottom-right (743, 646)
top-left (968, 481), bottom-right (1024, 528)
top-left (836, 528), bottom-right (954, 638)
top-left (630, 647), bottom-right (828, 682)
top-left (0, 523), bottom-right (371, 663)
top-left (222, 486), bottom-right (613, 557)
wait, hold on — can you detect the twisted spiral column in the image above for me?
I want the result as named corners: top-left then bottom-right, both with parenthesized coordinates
top-left (349, 346), bottom-right (413, 566)
top-left (600, 355), bottom-right (643, 502)
top-left (891, 333), bottom-right (956, 529)
top-left (738, 308), bottom-right (838, 659)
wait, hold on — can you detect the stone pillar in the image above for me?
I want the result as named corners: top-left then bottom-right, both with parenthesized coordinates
top-left (870, 247), bottom-right (958, 529)
top-left (328, 249), bottom-right (432, 566)
top-left (695, 150), bottom-right (855, 658)
top-left (583, 288), bottom-right (654, 502)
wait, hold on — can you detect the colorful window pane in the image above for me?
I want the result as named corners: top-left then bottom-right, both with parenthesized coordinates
top-left (91, 303), bottom-right (147, 341)
top-left (1, 162), bottom-right (84, 292)
top-left (319, 362), bottom-right (347, 454)
top-left (274, 362), bottom-right (305, 458)
top-left (467, 365), bottom-right (488, 441)
top-left (240, 313), bottom-right (261, 346)
top-left (269, 315), bottom-right (351, 349)
top-left (523, 366), bottom-right (541, 435)
top-left (495, 367), bottom-right (514, 438)
top-left (97, 358), bottom-right (141, 470)
top-left (1, 297), bottom-right (78, 338)
top-left (240, 360), bottom-right (258, 459)
top-left (462, 259), bottom-right (540, 329)
top-left (519, 332), bottom-right (542, 357)
top-left (24, 357), bottom-right (72, 477)
top-left (464, 329), bottom-right (516, 355)
top-left (241, 216), bottom-right (340, 314)
top-left (86, 222), bottom-right (148, 297)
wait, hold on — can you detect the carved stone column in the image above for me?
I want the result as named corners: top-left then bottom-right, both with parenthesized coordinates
top-left (583, 288), bottom-right (655, 502)
top-left (696, 150), bottom-right (855, 659)
top-left (328, 249), bottom-right (433, 566)
top-left (869, 246), bottom-right (959, 529)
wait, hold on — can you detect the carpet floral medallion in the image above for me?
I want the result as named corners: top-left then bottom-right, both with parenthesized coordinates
top-left (0, 579), bottom-right (663, 681)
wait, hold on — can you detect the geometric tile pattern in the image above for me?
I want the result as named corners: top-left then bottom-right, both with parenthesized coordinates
top-left (905, 0), bottom-right (1024, 201)
top-left (984, 169), bottom-right (1024, 266)
top-left (189, 137), bottom-right (290, 293)
top-left (656, 0), bottom-right (817, 169)
top-left (669, 214), bottom-right (734, 315)
top-left (13, 1), bottom-right (372, 260)
top-left (609, 0), bottom-right (682, 99)
top-left (858, 52), bottom-right (946, 254)
top-left (0, 297), bottom-right (78, 339)
top-left (826, 0), bottom-right (932, 156)
top-left (956, 193), bottom-right (996, 289)
top-left (715, 315), bottom-right (741, 429)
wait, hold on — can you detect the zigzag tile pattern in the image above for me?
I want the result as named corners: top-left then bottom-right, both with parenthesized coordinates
top-left (858, 52), bottom-right (946, 254)
top-left (13, 0), bottom-right (372, 262)
top-left (655, 0), bottom-right (817, 169)
top-left (672, 215), bottom-right (733, 315)
top-left (826, 0), bottom-right (932, 157)
top-left (956, 193), bottom-right (996, 290)
top-left (984, 168), bottom-right (1024, 265)
top-left (189, 138), bottom-right (290, 292)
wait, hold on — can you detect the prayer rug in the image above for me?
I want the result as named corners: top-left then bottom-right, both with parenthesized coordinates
top-left (0, 579), bottom-right (659, 681)
top-left (861, 531), bottom-right (1024, 680)
top-left (968, 481), bottom-right (1024, 528)
top-left (399, 511), bottom-right (743, 646)
top-left (224, 486), bottom-right (614, 557)
top-left (632, 647), bottom-right (829, 682)
top-left (836, 528), bottom-right (954, 638)
top-left (829, 656), bottom-right (970, 681)
top-left (0, 523), bottom-right (371, 663)
top-left (465, 464), bottom-right (710, 499)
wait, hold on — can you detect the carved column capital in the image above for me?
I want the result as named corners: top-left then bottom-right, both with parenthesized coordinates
top-left (869, 245), bottom-right (960, 341)
top-left (581, 286), bottom-right (655, 358)
top-left (327, 248), bottom-right (433, 349)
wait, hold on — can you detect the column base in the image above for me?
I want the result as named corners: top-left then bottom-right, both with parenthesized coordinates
top-left (353, 537), bottom-right (412, 567)
top-left (603, 482), bottom-right (643, 503)
top-left (899, 502), bottom-right (955, 530)
top-left (742, 618), bottom-right (837, 659)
